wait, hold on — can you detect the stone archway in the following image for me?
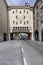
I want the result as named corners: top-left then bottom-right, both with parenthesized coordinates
top-left (41, 29), bottom-right (43, 41)
top-left (34, 30), bottom-right (39, 41)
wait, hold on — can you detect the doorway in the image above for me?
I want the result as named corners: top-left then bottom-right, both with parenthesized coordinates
top-left (3, 33), bottom-right (7, 41)
top-left (34, 30), bottom-right (39, 41)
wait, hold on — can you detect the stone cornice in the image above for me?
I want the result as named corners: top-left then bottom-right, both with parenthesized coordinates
top-left (8, 5), bottom-right (33, 11)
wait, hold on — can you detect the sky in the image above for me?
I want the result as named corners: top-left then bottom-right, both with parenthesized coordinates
top-left (6, 0), bottom-right (36, 6)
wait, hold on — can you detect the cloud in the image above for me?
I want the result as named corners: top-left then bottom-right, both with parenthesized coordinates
top-left (6, 0), bottom-right (35, 6)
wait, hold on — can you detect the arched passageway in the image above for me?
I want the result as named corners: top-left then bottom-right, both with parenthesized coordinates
top-left (34, 30), bottom-right (39, 41)
top-left (10, 32), bottom-right (31, 40)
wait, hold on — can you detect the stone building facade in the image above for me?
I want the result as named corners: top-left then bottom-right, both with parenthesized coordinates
top-left (33, 0), bottom-right (43, 41)
top-left (0, 0), bottom-right (8, 41)
top-left (8, 3), bottom-right (34, 40)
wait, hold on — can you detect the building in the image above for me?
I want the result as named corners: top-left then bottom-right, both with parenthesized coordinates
top-left (8, 3), bottom-right (34, 40)
top-left (0, 0), bottom-right (8, 41)
top-left (33, 0), bottom-right (43, 41)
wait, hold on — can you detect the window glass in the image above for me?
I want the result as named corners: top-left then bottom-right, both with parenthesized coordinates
top-left (13, 20), bottom-right (15, 24)
top-left (13, 11), bottom-right (14, 13)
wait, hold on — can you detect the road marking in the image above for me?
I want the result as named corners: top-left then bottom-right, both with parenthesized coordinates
top-left (22, 48), bottom-right (27, 65)
top-left (23, 58), bottom-right (27, 65)
top-left (22, 48), bottom-right (24, 52)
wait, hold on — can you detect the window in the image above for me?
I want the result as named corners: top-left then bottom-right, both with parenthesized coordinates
top-left (41, 20), bottom-right (43, 23)
top-left (16, 10), bottom-right (17, 13)
top-left (24, 22), bottom-right (26, 25)
top-left (27, 11), bottom-right (28, 14)
top-left (41, 15), bottom-right (43, 20)
top-left (41, 6), bottom-right (43, 13)
top-left (27, 21), bottom-right (29, 24)
top-left (27, 27), bottom-right (28, 30)
top-left (18, 27), bottom-right (19, 29)
top-left (13, 20), bottom-right (15, 24)
top-left (36, 6), bottom-right (38, 10)
top-left (24, 10), bottom-right (25, 13)
top-left (16, 16), bottom-right (18, 19)
top-left (20, 27), bottom-right (21, 30)
top-left (41, 15), bottom-right (43, 23)
top-left (33, 10), bottom-right (35, 15)
top-left (13, 27), bottom-right (15, 30)
top-left (13, 11), bottom-right (14, 13)
top-left (22, 27), bottom-right (24, 29)
top-left (33, 17), bottom-right (35, 21)
top-left (20, 11), bottom-right (21, 14)
top-left (16, 22), bottom-right (18, 25)
top-left (16, 27), bottom-right (17, 30)
top-left (25, 27), bottom-right (26, 30)
top-left (20, 21), bottom-right (22, 24)
top-left (24, 16), bottom-right (25, 19)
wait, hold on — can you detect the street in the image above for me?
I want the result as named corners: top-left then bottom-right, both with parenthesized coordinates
top-left (0, 41), bottom-right (24, 65)
top-left (20, 40), bottom-right (43, 65)
top-left (0, 0), bottom-right (43, 65)
top-left (0, 40), bottom-right (43, 65)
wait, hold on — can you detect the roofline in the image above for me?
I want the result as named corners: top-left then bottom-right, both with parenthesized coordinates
top-left (8, 5), bottom-right (33, 11)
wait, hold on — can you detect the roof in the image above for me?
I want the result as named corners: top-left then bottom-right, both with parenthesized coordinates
top-left (3, 0), bottom-right (33, 11)
top-left (8, 5), bottom-right (33, 11)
